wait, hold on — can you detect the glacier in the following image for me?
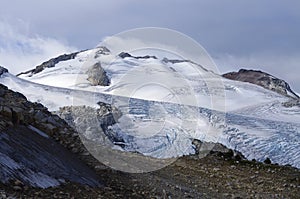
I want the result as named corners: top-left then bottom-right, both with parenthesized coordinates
top-left (1, 47), bottom-right (299, 169)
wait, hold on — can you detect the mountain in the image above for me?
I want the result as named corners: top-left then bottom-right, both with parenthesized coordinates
top-left (1, 47), bottom-right (300, 197)
top-left (223, 69), bottom-right (299, 99)
top-left (0, 47), bottom-right (299, 171)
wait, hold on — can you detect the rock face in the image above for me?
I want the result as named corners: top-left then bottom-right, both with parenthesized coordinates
top-left (87, 62), bottom-right (110, 86)
top-left (0, 84), bottom-right (102, 188)
top-left (55, 102), bottom-right (124, 147)
top-left (223, 69), bottom-right (299, 99)
top-left (0, 126), bottom-right (101, 188)
top-left (17, 52), bottom-right (80, 76)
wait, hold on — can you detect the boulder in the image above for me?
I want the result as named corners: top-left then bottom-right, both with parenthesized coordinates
top-left (87, 62), bottom-right (110, 86)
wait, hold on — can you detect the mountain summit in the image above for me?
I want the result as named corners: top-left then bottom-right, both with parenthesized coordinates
top-left (223, 69), bottom-right (299, 99)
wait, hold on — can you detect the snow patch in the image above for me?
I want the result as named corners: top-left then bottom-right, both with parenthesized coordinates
top-left (28, 125), bottom-right (49, 138)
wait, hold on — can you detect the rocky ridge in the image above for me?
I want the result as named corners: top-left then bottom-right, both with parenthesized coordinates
top-left (223, 69), bottom-right (299, 99)
top-left (17, 52), bottom-right (80, 77)
top-left (16, 47), bottom-right (111, 87)
top-left (118, 52), bottom-right (157, 59)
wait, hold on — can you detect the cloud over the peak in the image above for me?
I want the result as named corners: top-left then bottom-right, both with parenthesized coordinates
top-left (0, 21), bottom-right (77, 74)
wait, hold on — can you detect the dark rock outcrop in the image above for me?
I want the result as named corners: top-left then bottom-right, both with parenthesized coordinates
top-left (0, 126), bottom-right (101, 188)
top-left (192, 139), bottom-right (246, 161)
top-left (94, 46), bottom-right (111, 58)
top-left (87, 62), bottom-right (110, 86)
top-left (118, 52), bottom-right (157, 59)
top-left (17, 52), bottom-right (80, 76)
top-left (223, 69), bottom-right (299, 99)
top-left (0, 84), bottom-right (102, 188)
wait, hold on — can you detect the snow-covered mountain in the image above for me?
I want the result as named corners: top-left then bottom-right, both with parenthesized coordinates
top-left (1, 46), bottom-right (299, 169)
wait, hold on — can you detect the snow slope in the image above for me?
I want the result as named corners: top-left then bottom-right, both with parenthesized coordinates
top-left (2, 47), bottom-right (299, 168)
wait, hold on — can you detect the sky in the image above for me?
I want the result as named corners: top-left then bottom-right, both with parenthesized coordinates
top-left (0, 0), bottom-right (299, 92)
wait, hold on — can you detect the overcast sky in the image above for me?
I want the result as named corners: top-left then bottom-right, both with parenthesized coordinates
top-left (0, 0), bottom-right (299, 92)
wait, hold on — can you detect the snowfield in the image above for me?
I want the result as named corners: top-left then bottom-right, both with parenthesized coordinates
top-left (1, 47), bottom-right (300, 169)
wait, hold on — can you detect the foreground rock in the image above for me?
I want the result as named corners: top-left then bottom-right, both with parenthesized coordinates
top-left (223, 69), bottom-right (299, 99)
top-left (1, 150), bottom-right (299, 198)
top-left (0, 83), bottom-right (102, 188)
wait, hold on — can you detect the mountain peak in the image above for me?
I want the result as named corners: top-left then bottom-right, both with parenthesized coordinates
top-left (223, 69), bottom-right (299, 99)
